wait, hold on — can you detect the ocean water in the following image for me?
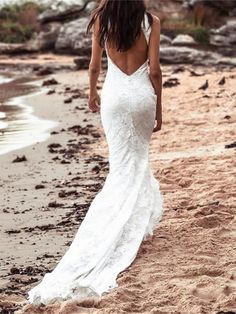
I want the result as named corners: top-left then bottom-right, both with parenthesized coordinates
top-left (0, 75), bottom-right (58, 156)
top-left (0, 75), bottom-right (12, 131)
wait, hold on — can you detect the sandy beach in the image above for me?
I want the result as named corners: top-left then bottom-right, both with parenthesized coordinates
top-left (0, 58), bottom-right (235, 314)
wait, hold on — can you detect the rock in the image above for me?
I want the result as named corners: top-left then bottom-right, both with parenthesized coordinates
top-left (183, 0), bottom-right (236, 15)
top-left (48, 143), bottom-right (61, 148)
top-left (26, 22), bottom-right (62, 51)
top-left (210, 21), bottom-right (236, 56)
top-left (163, 78), bottom-right (180, 88)
top-left (160, 46), bottom-right (236, 66)
top-left (160, 46), bottom-right (215, 65)
top-left (42, 78), bottom-right (59, 86)
top-left (10, 267), bottom-right (20, 275)
top-left (189, 70), bottom-right (204, 76)
top-left (47, 89), bottom-right (56, 95)
top-left (160, 34), bottom-right (172, 45)
top-left (38, 3), bottom-right (87, 24)
top-left (35, 66), bottom-right (54, 76)
top-left (12, 155), bottom-right (27, 162)
top-left (172, 34), bottom-right (197, 46)
top-left (73, 56), bottom-right (91, 70)
top-left (64, 97), bottom-right (73, 104)
top-left (0, 43), bottom-right (29, 54)
top-left (35, 184), bottom-right (45, 189)
top-left (55, 17), bottom-right (91, 54)
top-left (225, 141), bottom-right (236, 149)
top-left (216, 57), bottom-right (236, 67)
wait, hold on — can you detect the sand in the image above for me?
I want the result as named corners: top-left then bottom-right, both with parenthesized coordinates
top-left (0, 60), bottom-right (235, 314)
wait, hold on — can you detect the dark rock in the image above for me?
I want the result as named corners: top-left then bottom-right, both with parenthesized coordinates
top-left (36, 67), bottom-right (54, 76)
top-left (12, 155), bottom-right (27, 163)
top-left (225, 141), bottom-right (236, 149)
top-left (42, 78), bottom-right (59, 86)
top-left (64, 97), bottom-right (73, 104)
top-left (47, 89), bottom-right (56, 95)
top-left (163, 78), bottom-right (180, 88)
top-left (48, 143), bottom-right (62, 148)
top-left (73, 56), bottom-right (91, 70)
top-left (48, 201), bottom-right (64, 208)
top-left (35, 184), bottom-right (45, 189)
top-left (10, 267), bottom-right (20, 274)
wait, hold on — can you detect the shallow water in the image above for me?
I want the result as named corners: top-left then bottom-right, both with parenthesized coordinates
top-left (0, 75), bottom-right (58, 156)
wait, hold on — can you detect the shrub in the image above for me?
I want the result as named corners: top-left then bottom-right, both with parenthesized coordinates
top-left (190, 27), bottom-right (209, 45)
top-left (0, 1), bottom-right (44, 43)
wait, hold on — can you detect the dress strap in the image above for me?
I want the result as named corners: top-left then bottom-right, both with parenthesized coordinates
top-left (141, 12), bottom-right (152, 44)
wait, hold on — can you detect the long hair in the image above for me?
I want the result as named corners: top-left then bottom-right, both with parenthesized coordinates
top-left (86, 0), bottom-right (153, 52)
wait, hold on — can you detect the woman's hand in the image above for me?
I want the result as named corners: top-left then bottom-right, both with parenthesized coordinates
top-left (88, 90), bottom-right (100, 112)
top-left (153, 115), bottom-right (162, 132)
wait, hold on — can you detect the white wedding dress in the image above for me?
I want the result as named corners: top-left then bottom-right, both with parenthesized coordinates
top-left (27, 12), bottom-right (163, 305)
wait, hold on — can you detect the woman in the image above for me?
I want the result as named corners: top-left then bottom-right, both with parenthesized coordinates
top-left (26, 0), bottom-right (163, 306)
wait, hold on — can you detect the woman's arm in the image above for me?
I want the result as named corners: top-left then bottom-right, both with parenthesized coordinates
top-left (148, 15), bottom-right (162, 132)
top-left (88, 16), bottom-right (104, 112)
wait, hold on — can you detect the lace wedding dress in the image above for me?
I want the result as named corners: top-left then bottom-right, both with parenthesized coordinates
top-left (27, 12), bottom-right (163, 305)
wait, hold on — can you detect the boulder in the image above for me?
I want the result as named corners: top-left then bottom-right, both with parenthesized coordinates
top-left (74, 56), bottom-right (107, 70)
top-left (160, 34), bottom-right (172, 45)
top-left (183, 0), bottom-right (236, 15)
top-left (160, 46), bottom-right (236, 66)
top-left (160, 46), bottom-right (216, 65)
top-left (73, 56), bottom-right (91, 70)
top-left (26, 22), bottom-right (62, 51)
top-left (210, 21), bottom-right (236, 56)
top-left (172, 34), bottom-right (197, 46)
top-left (0, 42), bottom-right (30, 54)
top-left (55, 17), bottom-right (91, 54)
top-left (37, 1), bottom-right (97, 24)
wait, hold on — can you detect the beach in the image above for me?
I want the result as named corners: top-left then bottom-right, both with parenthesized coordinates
top-left (0, 57), bottom-right (235, 314)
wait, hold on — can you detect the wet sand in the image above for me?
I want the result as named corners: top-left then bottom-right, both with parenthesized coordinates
top-left (0, 62), bottom-right (235, 314)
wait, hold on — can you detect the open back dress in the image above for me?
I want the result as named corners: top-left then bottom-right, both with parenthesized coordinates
top-left (27, 11), bottom-right (164, 305)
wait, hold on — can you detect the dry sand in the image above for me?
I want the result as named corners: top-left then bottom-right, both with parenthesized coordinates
top-left (0, 61), bottom-right (235, 314)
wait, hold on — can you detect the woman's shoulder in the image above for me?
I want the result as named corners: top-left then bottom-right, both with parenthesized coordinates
top-left (147, 12), bottom-right (160, 34)
top-left (148, 12), bottom-right (160, 25)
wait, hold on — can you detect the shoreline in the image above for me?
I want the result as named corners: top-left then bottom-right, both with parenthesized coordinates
top-left (0, 63), bottom-right (235, 314)
top-left (0, 84), bottom-right (59, 156)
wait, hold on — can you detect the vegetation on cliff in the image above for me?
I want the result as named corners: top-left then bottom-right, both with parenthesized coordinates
top-left (0, 1), bottom-right (44, 43)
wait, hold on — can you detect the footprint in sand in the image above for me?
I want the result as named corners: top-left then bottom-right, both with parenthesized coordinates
top-left (194, 214), bottom-right (222, 229)
top-left (192, 271), bottom-right (236, 302)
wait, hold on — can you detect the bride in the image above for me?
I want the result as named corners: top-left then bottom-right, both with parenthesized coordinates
top-left (27, 0), bottom-right (163, 305)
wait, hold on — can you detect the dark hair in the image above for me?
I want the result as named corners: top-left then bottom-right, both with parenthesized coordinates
top-left (86, 0), bottom-right (153, 52)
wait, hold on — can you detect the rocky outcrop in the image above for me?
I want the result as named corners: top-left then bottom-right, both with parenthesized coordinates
top-left (171, 34), bottom-right (197, 46)
top-left (55, 17), bottom-right (91, 54)
top-left (160, 46), bottom-right (236, 66)
top-left (210, 21), bottom-right (236, 56)
top-left (26, 22), bottom-right (62, 51)
top-left (183, 0), bottom-right (236, 16)
top-left (38, 1), bottom-right (96, 24)
top-left (160, 46), bottom-right (210, 64)
top-left (0, 43), bottom-right (26, 54)
top-left (160, 34), bottom-right (172, 46)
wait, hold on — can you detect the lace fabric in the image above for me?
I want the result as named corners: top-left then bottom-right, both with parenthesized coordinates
top-left (26, 11), bottom-right (164, 306)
